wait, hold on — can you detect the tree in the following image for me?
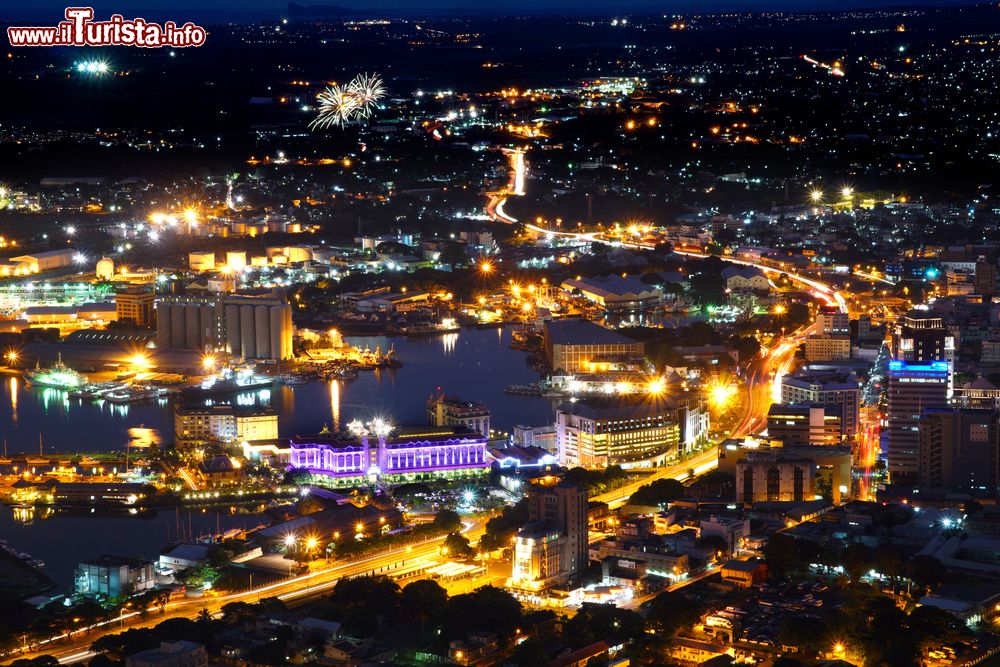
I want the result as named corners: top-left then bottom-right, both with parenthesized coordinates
top-left (645, 591), bottom-right (704, 636)
top-left (508, 636), bottom-right (548, 666)
top-left (906, 555), bottom-right (946, 594)
top-left (444, 533), bottom-right (474, 559)
top-left (401, 579), bottom-right (448, 635)
top-left (777, 614), bottom-right (827, 657)
top-left (436, 586), bottom-right (522, 641)
top-left (438, 242), bottom-right (468, 268)
top-left (432, 509), bottom-right (462, 533)
top-left (562, 603), bottom-right (644, 649)
top-left (629, 478), bottom-right (685, 506)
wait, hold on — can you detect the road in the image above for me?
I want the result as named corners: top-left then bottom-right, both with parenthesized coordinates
top-left (21, 236), bottom-right (856, 662)
top-left (10, 520), bottom-right (485, 665)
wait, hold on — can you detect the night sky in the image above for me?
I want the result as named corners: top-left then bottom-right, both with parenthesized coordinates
top-left (0, 0), bottom-right (986, 21)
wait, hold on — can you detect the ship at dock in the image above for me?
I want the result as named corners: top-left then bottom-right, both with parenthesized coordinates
top-left (24, 354), bottom-right (87, 390)
top-left (181, 365), bottom-right (275, 398)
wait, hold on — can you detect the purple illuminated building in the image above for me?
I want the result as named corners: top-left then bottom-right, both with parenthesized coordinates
top-left (288, 420), bottom-right (490, 487)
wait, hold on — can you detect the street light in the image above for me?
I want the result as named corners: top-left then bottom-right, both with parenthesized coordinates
top-left (202, 355), bottom-right (216, 372)
top-left (479, 260), bottom-right (493, 274)
top-left (841, 186), bottom-right (854, 200)
top-left (810, 189), bottom-right (823, 203)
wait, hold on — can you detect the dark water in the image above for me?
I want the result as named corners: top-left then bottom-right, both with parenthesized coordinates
top-left (0, 328), bottom-right (553, 593)
top-left (0, 327), bottom-right (554, 455)
top-left (0, 507), bottom-right (268, 594)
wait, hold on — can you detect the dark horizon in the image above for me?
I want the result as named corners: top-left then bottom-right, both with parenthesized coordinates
top-left (0, 0), bottom-right (987, 22)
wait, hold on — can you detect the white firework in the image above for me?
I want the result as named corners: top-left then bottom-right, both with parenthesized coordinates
top-left (347, 72), bottom-right (387, 118)
top-left (310, 73), bottom-right (387, 130)
top-left (310, 84), bottom-right (361, 129)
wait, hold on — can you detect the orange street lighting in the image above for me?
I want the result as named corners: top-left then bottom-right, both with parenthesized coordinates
top-left (479, 260), bottom-right (493, 274)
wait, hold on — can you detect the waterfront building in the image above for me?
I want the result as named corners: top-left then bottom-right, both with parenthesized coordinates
top-left (75, 555), bottom-right (156, 599)
top-left (427, 392), bottom-right (491, 437)
top-left (555, 399), bottom-right (685, 469)
top-left (154, 289), bottom-right (293, 360)
top-left (509, 482), bottom-right (588, 596)
top-left (720, 266), bottom-right (770, 292)
top-left (560, 275), bottom-right (662, 312)
top-left (918, 408), bottom-right (1000, 492)
top-left (174, 404), bottom-right (279, 449)
top-left (288, 422), bottom-right (489, 487)
top-left (542, 319), bottom-right (644, 374)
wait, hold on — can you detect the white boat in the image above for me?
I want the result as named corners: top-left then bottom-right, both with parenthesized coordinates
top-left (103, 385), bottom-right (169, 403)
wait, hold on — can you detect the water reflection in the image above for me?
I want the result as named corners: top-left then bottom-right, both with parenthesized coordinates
top-left (0, 328), bottom-right (553, 454)
top-left (329, 380), bottom-right (341, 430)
top-left (8, 376), bottom-right (16, 425)
top-left (442, 332), bottom-right (458, 355)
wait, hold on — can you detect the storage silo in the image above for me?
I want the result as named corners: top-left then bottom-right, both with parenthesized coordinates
top-left (200, 304), bottom-right (215, 350)
top-left (170, 303), bottom-right (186, 349)
top-left (240, 305), bottom-right (256, 359)
top-left (282, 304), bottom-right (293, 359)
top-left (225, 304), bottom-right (240, 355)
top-left (269, 306), bottom-right (283, 361)
top-left (185, 305), bottom-right (200, 349)
top-left (255, 305), bottom-right (271, 359)
top-left (156, 303), bottom-right (171, 349)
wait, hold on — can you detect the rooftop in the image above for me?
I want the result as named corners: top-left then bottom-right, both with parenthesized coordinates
top-left (544, 319), bottom-right (639, 347)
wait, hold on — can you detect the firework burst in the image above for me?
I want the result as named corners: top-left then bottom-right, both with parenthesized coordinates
top-left (310, 73), bottom-right (388, 130)
top-left (310, 84), bottom-right (361, 129)
top-left (347, 72), bottom-right (387, 118)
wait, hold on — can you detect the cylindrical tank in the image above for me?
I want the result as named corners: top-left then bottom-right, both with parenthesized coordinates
top-left (200, 304), bottom-right (214, 350)
top-left (225, 304), bottom-right (240, 355)
top-left (185, 305), bottom-right (200, 349)
top-left (269, 306), bottom-right (283, 361)
top-left (240, 305), bottom-right (255, 359)
top-left (155, 303), bottom-right (171, 349)
top-left (255, 306), bottom-right (270, 359)
top-left (283, 304), bottom-right (293, 360)
top-left (170, 304), bottom-right (185, 349)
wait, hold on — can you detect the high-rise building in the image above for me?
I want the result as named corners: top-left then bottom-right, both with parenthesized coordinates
top-left (887, 310), bottom-right (955, 483)
top-left (780, 370), bottom-right (861, 438)
top-left (154, 289), bottom-right (294, 360)
top-left (918, 408), bottom-right (1000, 492)
top-left (116, 287), bottom-right (156, 328)
top-left (975, 256), bottom-right (997, 298)
top-left (816, 306), bottom-right (850, 335)
top-left (892, 311), bottom-right (954, 366)
top-left (427, 393), bottom-right (491, 438)
top-left (766, 404), bottom-right (844, 445)
top-left (887, 360), bottom-right (950, 483)
top-left (803, 334), bottom-right (851, 361)
top-left (509, 481), bottom-right (587, 596)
